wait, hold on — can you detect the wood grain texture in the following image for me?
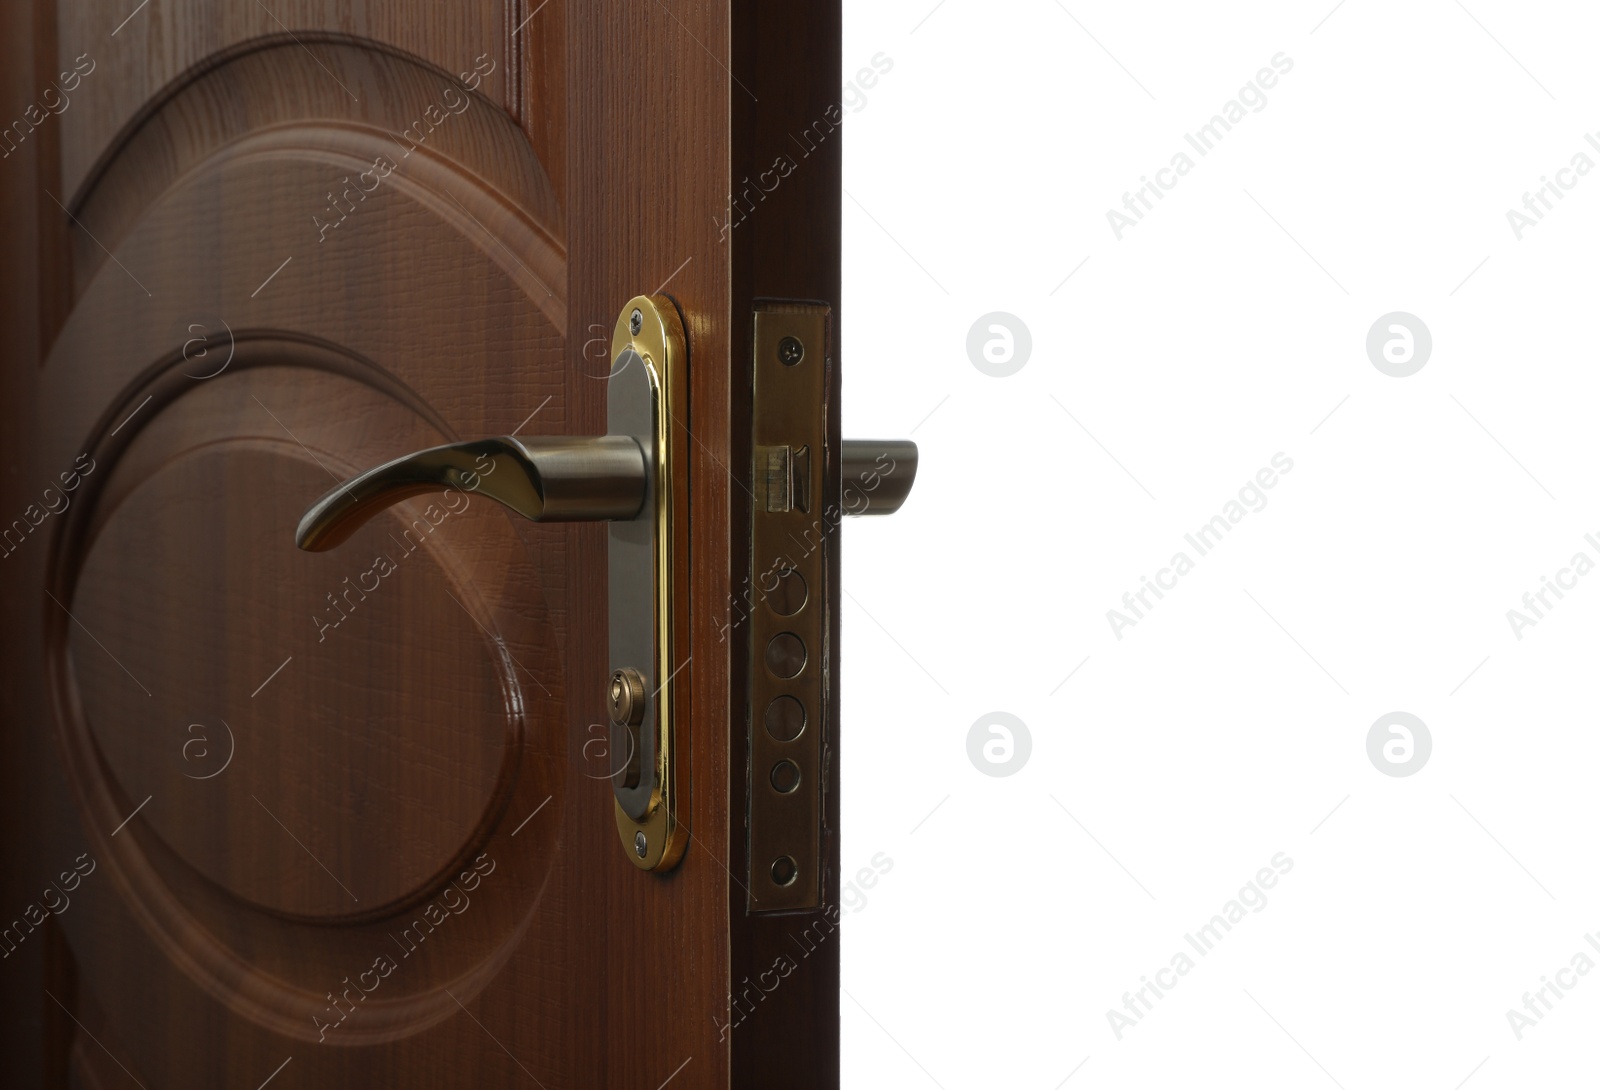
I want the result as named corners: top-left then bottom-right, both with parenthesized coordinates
top-left (565, 1), bottom-right (736, 1084)
top-left (54, 2), bottom-right (513, 202)
top-left (1, 0), bottom-right (843, 1087)
top-left (32, 41), bottom-right (577, 1080)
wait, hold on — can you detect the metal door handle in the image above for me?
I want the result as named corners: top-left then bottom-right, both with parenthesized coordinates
top-left (297, 435), bottom-right (912, 550)
top-left (291, 296), bottom-right (918, 878)
top-left (293, 296), bottom-right (692, 872)
top-left (295, 436), bottom-right (647, 551)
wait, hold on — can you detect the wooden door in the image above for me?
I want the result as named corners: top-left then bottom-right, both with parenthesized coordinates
top-left (0, 3), bottom-right (843, 1088)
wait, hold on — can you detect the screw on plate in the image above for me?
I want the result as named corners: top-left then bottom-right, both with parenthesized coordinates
top-left (777, 336), bottom-right (804, 366)
top-left (630, 308), bottom-right (644, 336)
top-left (634, 830), bottom-right (648, 858)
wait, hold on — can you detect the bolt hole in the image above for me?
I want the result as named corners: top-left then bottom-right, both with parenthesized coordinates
top-left (770, 855), bottom-right (798, 887)
top-left (769, 567), bottom-right (807, 616)
top-left (764, 695), bottom-right (806, 742)
top-left (765, 632), bottom-right (806, 679)
top-left (770, 759), bottom-right (801, 794)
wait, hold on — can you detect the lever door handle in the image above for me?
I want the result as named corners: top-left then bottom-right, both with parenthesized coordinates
top-left (297, 434), bottom-right (910, 551)
top-left (292, 296), bottom-right (918, 879)
top-left (293, 296), bottom-right (693, 873)
top-left (295, 435), bottom-right (647, 551)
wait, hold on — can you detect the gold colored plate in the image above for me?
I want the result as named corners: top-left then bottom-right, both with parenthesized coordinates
top-left (609, 295), bottom-right (690, 872)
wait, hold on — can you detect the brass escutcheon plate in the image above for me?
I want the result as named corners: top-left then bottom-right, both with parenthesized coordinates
top-left (608, 296), bottom-right (690, 872)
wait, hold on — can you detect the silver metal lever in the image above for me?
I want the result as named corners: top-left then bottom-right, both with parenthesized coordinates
top-left (294, 435), bottom-right (646, 552)
top-left (291, 294), bottom-right (693, 874)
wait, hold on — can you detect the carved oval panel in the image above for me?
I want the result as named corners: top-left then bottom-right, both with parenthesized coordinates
top-left (70, 364), bottom-right (525, 918)
top-left (37, 40), bottom-right (584, 1042)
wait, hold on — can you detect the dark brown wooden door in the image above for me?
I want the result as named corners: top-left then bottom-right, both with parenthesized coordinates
top-left (0, 3), bottom-right (843, 1087)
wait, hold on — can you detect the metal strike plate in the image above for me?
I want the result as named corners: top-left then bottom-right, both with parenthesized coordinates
top-left (747, 304), bottom-right (832, 912)
top-left (608, 296), bottom-right (690, 872)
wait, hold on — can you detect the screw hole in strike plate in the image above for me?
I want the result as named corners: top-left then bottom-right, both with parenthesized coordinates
top-left (770, 855), bottom-right (798, 887)
top-left (765, 632), bottom-right (806, 679)
top-left (768, 567), bottom-right (807, 616)
top-left (764, 695), bottom-right (806, 742)
top-left (770, 759), bottom-right (801, 794)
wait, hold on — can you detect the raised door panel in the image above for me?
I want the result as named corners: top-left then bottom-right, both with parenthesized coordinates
top-left (34, 37), bottom-right (590, 1088)
top-left (45, 1), bottom-right (522, 200)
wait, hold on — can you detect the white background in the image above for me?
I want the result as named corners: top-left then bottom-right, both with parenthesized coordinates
top-left (839, 1), bottom-right (1600, 1086)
